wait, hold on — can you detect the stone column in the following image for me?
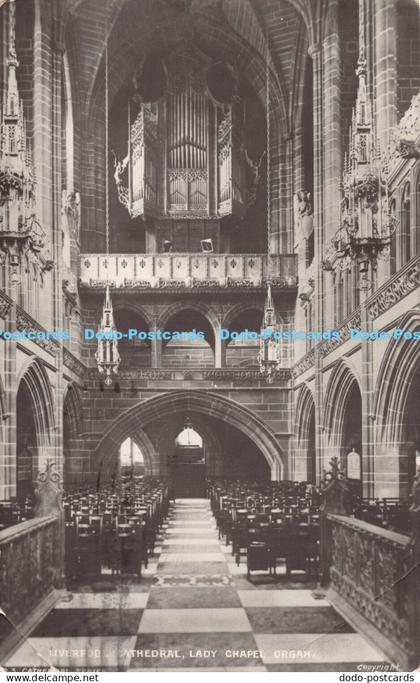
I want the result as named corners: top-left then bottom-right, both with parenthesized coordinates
top-left (33, 0), bottom-right (54, 329)
top-left (0, 293), bottom-right (16, 500)
top-left (214, 325), bottom-right (225, 368)
top-left (151, 325), bottom-right (162, 368)
top-left (373, 0), bottom-right (398, 151)
top-left (321, 2), bottom-right (342, 331)
top-left (308, 42), bottom-right (326, 480)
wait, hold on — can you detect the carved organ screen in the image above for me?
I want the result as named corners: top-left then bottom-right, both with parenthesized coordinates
top-left (115, 46), bottom-right (257, 225)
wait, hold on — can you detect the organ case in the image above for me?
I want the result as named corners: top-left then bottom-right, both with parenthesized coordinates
top-left (115, 47), bottom-right (255, 228)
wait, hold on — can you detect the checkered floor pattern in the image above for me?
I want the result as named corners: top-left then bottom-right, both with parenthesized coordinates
top-left (5, 500), bottom-right (389, 671)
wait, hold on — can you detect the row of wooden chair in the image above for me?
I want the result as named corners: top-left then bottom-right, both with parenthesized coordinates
top-left (64, 479), bottom-right (169, 579)
top-left (354, 497), bottom-right (410, 534)
top-left (208, 479), bottom-right (320, 579)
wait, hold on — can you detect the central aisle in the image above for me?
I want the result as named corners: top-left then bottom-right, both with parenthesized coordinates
top-left (7, 499), bottom-right (388, 672)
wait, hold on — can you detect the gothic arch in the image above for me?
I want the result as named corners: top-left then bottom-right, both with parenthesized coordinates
top-left (374, 309), bottom-right (420, 446)
top-left (157, 302), bottom-right (220, 337)
top-left (63, 382), bottom-right (82, 436)
top-left (221, 303), bottom-right (265, 330)
top-left (155, 414), bottom-right (223, 477)
top-left (16, 358), bottom-right (56, 448)
top-left (86, 12), bottom-right (289, 138)
top-left (295, 382), bottom-right (315, 444)
top-left (98, 426), bottom-right (158, 485)
top-left (93, 390), bottom-right (284, 478)
top-left (323, 359), bottom-right (361, 447)
top-left (113, 302), bottom-right (153, 329)
top-left (294, 382), bottom-right (316, 482)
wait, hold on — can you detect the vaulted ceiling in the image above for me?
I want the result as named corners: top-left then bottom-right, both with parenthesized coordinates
top-left (61, 0), bottom-right (317, 134)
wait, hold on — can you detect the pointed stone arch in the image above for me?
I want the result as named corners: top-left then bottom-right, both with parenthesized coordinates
top-left (17, 358), bottom-right (56, 448)
top-left (93, 390), bottom-right (284, 480)
top-left (294, 383), bottom-right (316, 482)
top-left (16, 358), bottom-right (56, 499)
top-left (374, 310), bottom-right (420, 447)
top-left (323, 359), bottom-right (362, 448)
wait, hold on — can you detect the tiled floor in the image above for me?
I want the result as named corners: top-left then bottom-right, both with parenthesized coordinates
top-left (6, 499), bottom-right (390, 671)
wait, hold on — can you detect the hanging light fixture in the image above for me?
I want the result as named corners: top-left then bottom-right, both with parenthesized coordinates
top-left (0, 0), bottom-right (51, 284)
top-left (322, 0), bottom-right (397, 289)
top-left (95, 285), bottom-right (121, 385)
top-left (258, 37), bottom-right (281, 384)
top-left (258, 282), bottom-right (280, 383)
top-left (95, 17), bottom-right (120, 386)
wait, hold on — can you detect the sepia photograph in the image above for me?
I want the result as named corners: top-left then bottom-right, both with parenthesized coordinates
top-left (0, 0), bottom-right (419, 676)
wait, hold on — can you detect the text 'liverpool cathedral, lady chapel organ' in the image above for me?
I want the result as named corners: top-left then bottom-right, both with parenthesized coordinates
top-left (0, 0), bottom-right (419, 674)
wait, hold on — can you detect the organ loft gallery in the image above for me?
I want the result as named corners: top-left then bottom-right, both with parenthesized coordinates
top-left (0, 0), bottom-right (419, 675)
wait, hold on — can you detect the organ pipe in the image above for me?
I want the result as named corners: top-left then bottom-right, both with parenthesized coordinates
top-left (168, 86), bottom-right (209, 170)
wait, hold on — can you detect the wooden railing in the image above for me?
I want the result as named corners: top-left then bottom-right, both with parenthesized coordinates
top-left (317, 457), bottom-right (420, 670)
top-left (318, 460), bottom-right (420, 670)
top-left (327, 514), bottom-right (418, 669)
top-left (0, 515), bottom-right (63, 630)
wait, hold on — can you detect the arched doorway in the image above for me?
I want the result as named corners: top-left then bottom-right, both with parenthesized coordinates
top-left (307, 406), bottom-right (316, 485)
top-left (94, 390), bottom-right (282, 485)
top-left (171, 419), bottom-right (206, 497)
top-left (16, 380), bottom-right (37, 503)
top-left (63, 384), bottom-right (82, 490)
top-left (374, 311), bottom-right (420, 497)
top-left (341, 382), bottom-right (362, 496)
top-left (119, 437), bottom-right (145, 483)
top-left (402, 365), bottom-right (420, 492)
top-left (15, 361), bottom-right (55, 502)
top-left (294, 385), bottom-right (316, 483)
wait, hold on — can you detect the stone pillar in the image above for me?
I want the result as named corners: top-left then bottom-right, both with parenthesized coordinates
top-left (151, 325), bottom-right (162, 368)
top-left (360, 295), bottom-right (375, 499)
top-left (268, 119), bottom-right (293, 256)
top-left (33, 0), bottom-right (54, 329)
top-left (321, 2), bottom-right (342, 329)
top-left (50, 13), bottom-right (65, 482)
top-left (308, 42), bottom-right (326, 480)
top-left (0, 293), bottom-right (16, 500)
top-left (322, 1), bottom-right (341, 245)
top-left (374, 0), bottom-right (398, 151)
top-left (214, 326), bottom-right (225, 368)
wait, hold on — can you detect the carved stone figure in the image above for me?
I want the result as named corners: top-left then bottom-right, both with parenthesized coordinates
top-left (62, 190), bottom-right (81, 242)
top-left (294, 190), bottom-right (313, 240)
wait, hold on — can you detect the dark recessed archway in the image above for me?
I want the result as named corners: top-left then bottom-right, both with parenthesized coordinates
top-left (93, 390), bottom-right (284, 480)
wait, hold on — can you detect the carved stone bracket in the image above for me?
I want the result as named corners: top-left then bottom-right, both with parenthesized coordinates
top-left (397, 139), bottom-right (420, 160)
top-left (292, 349), bottom-right (315, 378)
top-left (0, 290), bottom-right (12, 319)
top-left (63, 348), bottom-right (87, 379)
top-left (15, 308), bottom-right (60, 356)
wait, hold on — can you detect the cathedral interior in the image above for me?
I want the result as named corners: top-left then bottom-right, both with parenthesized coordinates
top-left (0, 0), bottom-right (419, 673)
